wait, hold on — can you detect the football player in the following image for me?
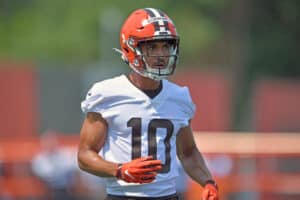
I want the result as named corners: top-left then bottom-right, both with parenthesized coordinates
top-left (78, 8), bottom-right (219, 200)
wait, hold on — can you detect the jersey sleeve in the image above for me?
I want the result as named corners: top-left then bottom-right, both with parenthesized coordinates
top-left (81, 83), bottom-right (115, 119)
top-left (81, 83), bottom-right (103, 113)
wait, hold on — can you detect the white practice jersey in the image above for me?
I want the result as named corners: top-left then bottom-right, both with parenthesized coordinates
top-left (81, 74), bottom-right (195, 197)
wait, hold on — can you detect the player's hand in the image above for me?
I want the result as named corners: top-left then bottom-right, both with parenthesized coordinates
top-left (201, 180), bottom-right (219, 200)
top-left (116, 156), bottom-right (162, 184)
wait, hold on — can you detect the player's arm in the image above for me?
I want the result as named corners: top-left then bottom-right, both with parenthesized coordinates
top-left (176, 123), bottom-right (219, 200)
top-left (77, 112), bottom-right (117, 177)
top-left (176, 124), bottom-right (213, 185)
top-left (77, 112), bottom-right (162, 183)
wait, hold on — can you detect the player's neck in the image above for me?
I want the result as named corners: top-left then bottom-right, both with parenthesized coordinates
top-left (128, 72), bottom-right (161, 90)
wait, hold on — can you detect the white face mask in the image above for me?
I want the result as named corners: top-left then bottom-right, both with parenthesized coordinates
top-left (134, 39), bottom-right (178, 80)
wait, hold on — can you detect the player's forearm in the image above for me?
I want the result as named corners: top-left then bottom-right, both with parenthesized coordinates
top-left (180, 148), bottom-right (213, 187)
top-left (78, 148), bottom-right (118, 177)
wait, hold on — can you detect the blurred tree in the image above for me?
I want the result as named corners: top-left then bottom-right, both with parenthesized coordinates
top-left (0, 0), bottom-right (224, 64)
top-left (248, 0), bottom-right (300, 78)
top-left (1, 0), bottom-right (298, 76)
top-left (233, 0), bottom-right (300, 129)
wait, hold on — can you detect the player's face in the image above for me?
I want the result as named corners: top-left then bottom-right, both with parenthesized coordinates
top-left (139, 40), bottom-right (174, 69)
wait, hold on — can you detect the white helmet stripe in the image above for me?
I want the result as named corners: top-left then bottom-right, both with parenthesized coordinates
top-left (147, 8), bottom-right (164, 25)
top-left (144, 8), bottom-right (171, 36)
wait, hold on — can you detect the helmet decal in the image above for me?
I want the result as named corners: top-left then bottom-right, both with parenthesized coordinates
top-left (143, 8), bottom-right (171, 36)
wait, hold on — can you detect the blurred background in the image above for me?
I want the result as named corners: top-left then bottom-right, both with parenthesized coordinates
top-left (0, 0), bottom-right (299, 199)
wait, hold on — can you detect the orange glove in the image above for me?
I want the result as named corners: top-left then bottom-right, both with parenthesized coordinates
top-left (115, 156), bottom-right (162, 184)
top-left (202, 180), bottom-right (219, 200)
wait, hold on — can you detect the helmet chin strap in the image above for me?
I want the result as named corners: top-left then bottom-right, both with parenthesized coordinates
top-left (114, 47), bottom-right (172, 81)
top-left (128, 62), bottom-right (166, 81)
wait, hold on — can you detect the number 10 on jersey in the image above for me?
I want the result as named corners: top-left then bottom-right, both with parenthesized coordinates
top-left (127, 117), bottom-right (174, 173)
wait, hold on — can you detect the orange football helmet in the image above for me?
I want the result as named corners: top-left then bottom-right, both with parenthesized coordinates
top-left (117, 8), bottom-right (179, 80)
